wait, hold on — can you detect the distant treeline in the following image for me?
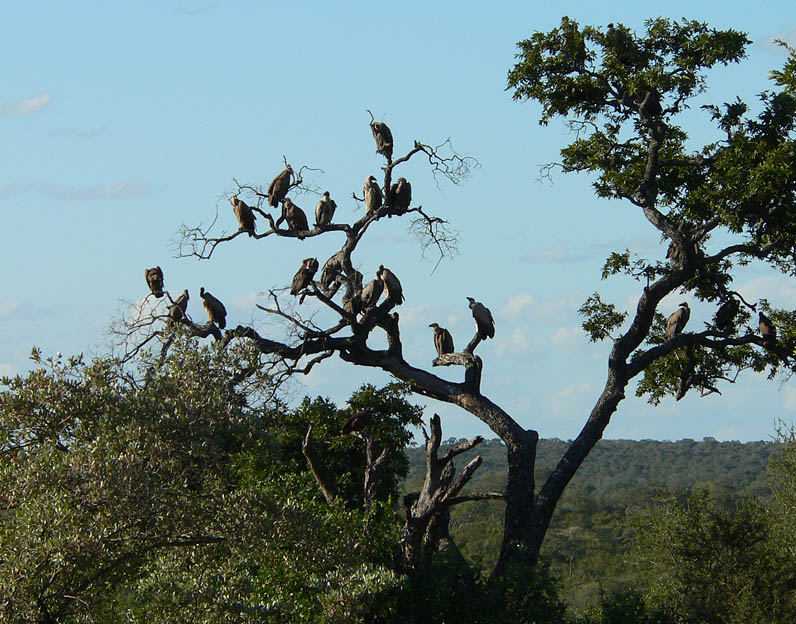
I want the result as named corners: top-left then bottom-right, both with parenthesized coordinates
top-left (404, 437), bottom-right (780, 609)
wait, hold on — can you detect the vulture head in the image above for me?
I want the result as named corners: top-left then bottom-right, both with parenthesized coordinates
top-left (466, 297), bottom-right (476, 307)
top-left (429, 322), bottom-right (440, 329)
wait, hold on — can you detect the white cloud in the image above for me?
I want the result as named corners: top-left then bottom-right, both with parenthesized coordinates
top-left (0, 301), bottom-right (21, 319)
top-left (550, 325), bottom-right (582, 346)
top-left (501, 293), bottom-right (534, 318)
top-left (49, 125), bottom-right (108, 139)
top-left (737, 275), bottom-right (796, 308)
top-left (556, 382), bottom-right (592, 399)
top-left (398, 304), bottom-right (433, 329)
top-left (784, 387), bottom-right (796, 412)
top-left (496, 327), bottom-right (529, 355)
top-left (0, 92), bottom-right (52, 115)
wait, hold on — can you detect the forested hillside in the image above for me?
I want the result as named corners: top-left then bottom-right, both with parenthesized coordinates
top-left (405, 437), bottom-right (779, 608)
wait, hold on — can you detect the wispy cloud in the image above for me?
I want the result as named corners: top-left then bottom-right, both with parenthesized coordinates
top-left (550, 325), bottom-right (582, 346)
top-left (501, 293), bottom-right (534, 318)
top-left (177, 2), bottom-right (214, 15)
top-left (768, 28), bottom-right (796, 48)
top-left (0, 92), bottom-right (52, 115)
top-left (0, 184), bottom-right (24, 199)
top-left (520, 247), bottom-right (595, 264)
top-left (496, 327), bottom-right (529, 355)
top-left (0, 300), bottom-right (56, 322)
top-left (42, 182), bottom-right (153, 201)
top-left (49, 125), bottom-right (108, 139)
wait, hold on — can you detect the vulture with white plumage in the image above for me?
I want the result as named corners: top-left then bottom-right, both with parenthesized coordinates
top-left (665, 302), bottom-right (690, 340)
top-left (200, 287), bottom-right (227, 329)
top-left (364, 176), bottom-right (383, 213)
top-left (358, 274), bottom-right (384, 310)
top-left (291, 258), bottom-right (319, 296)
top-left (759, 311), bottom-right (776, 343)
top-left (268, 165), bottom-right (293, 208)
top-left (320, 251), bottom-right (345, 291)
top-left (168, 289), bottom-right (189, 323)
top-left (231, 195), bottom-right (256, 237)
top-left (429, 323), bottom-right (454, 357)
top-left (467, 297), bottom-right (495, 340)
top-left (145, 266), bottom-right (164, 298)
top-left (378, 265), bottom-right (404, 305)
top-left (314, 191), bottom-right (336, 227)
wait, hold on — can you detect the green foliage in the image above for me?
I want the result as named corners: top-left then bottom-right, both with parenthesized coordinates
top-left (0, 339), bottom-right (272, 622)
top-left (630, 488), bottom-right (796, 624)
top-left (579, 293), bottom-right (628, 342)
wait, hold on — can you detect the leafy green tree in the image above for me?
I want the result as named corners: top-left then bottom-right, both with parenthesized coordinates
top-left (502, 18), bottom-right (796, 565)
top-left (0, 339), bottom-right (410, 623)
top-left (630, 489), bottom-right (796, 623)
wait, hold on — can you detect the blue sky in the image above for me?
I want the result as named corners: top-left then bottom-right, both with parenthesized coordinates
top-left (2, 1), bottom-right (796, 443)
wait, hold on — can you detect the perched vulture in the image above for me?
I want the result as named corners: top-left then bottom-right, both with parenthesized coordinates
top-left (342, 292), bottom-right (361, 316)
top-left (666, 240), bottom-right (683, 265)
top-left (320, 251), bottom-right (345, 291)
top-left (370, 120), bottom-right (393, 159)
top-left (759, 311), bottom-right (776, 343)
top-left (200, 287), bottom-right (227, 329)
top-left (341, 410), bottom-right (374, 435)
top-left (390, 177), bottom-right (412, 214)
top-left (665, 302), bottom-right (690, 340)
top-left (291, 257), bottom-right (319, 296)
top-left (429, 323), bottom-right (455, 357)
top-left (168, 289), bottom-right (189, 323)
top-left (145, 266), bottom-right (164, 298)
top-left (358, 275), bottom-right (384, 310)
top-left (467, 297), bottom-right (495, 340)
top-left (314, 191), bottom-right (336, 227)
top-left (231, 194), bottom-right (256, 237)
top-left (364, 175), bottom-right (383, 213)
top-left (281, 198), bottom-right (309, 236)
top-left (715, 298), bottom-right (740, 333)
top-left (636, 88), bottom-right (662, 117)
top-left (378, 265), bottom-right (404, 305)
top-left (268, 165), bottom-right (293, 208)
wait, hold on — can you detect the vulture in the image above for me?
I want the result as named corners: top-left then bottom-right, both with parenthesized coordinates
top-left (358, 275), bottom-right (384, 310)
top-left (665, 302), bottom-right (690, 340)
top-left (341, 410), bottom-right (374, 435)
top-left (168, 289), bottom-right (189, 323)
top-left (268, 164), bottom-right (293, 208)
top-left (759, 311), bottom-right (776, 343)
top-left (467, 297), bottom-right (495, 340)
top-left (200, 287), bottom-right (227, 329)
top-left (429, 323), bottom-right (455, 357)
top-left (390, 177), bottom-right (412, 214)
top-left (320, 251), bottom-right (345, 291)
top-left (378, 265), bottom-right (404, 305)
top-left (145, 266), bottom-right (164, 298)
top-left (281, 198), bottom-right (310, 236)
top-left (291, 257), bottom-right (319, 296)
top-left (715, 297), bottom-right (740, 333)
top-left (342, 292), bottom-right (361, 316)
top-left (666, 240), bottom-right (683, 265)
top-left (364, 175), bottom-right (383, 213)
top-left (231, 195), bottom-right (256, 237)
top-left (637, 88), bottom-right (662, 117)
top-left (314, 191), bottom-right (336, 227)
top-left (370, 119), bottom-right (393, 159)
